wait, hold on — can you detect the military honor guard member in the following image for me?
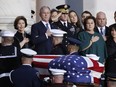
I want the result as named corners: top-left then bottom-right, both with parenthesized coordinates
top-left (67, 37), bottom-right (82, 55)
top-left (0, 30), bottom-right (21, 87)
top-left (10, 48), bottom-right (42, 87)
top-left (50, 29), bottom-right (67, 55)
top-left (49, 68), bottom-right (66, 84)
top-left (48, 38), bottom-right (93, 83)
top-left (49, 38), bottom-right (104, 87)
top-left (44, 68), bottom-right (75, 87)
top-left (49, 55), bottom-right (92, 84)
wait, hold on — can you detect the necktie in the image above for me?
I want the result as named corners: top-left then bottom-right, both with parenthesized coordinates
top-left (64, 22), bottom-right (66, 27)
top-left (100, 27), bottom-right (103, 35)
top-left (45, 23), bottom-right (49, 29)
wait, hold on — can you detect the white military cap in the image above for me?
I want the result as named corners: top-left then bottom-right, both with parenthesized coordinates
top-left (0, 30), bottom-right (15, 37)
top-left (49, 68), bottom-right (66, 75)
top-left (20, 48), bottom-right (37, 58)
top-left (51, 29), bottom-right (67, 37)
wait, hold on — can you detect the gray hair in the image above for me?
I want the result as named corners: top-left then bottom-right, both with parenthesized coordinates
top-left (39, 6), bottom-right (50, 13)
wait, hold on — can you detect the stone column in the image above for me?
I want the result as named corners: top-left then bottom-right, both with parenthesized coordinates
top-left (0, 0), bottom-right (34, 32)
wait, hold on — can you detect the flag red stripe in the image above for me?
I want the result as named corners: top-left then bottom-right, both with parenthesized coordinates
top-left (34, 55), bottom-right (62, 59)
top-left (33, 61), bottom-right (48, 68)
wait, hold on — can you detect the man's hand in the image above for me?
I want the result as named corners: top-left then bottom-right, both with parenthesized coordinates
top-left (46, 29), bottom-right (52, 37)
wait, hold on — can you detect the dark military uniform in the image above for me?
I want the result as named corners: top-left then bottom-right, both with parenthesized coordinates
top-left (10, 48), bottom-right (42, 87)
top-left (0, 44), bottom-right (21, 87)
top-left (70, 52), bottom-right (79, 55)
top-left (10, 65), bottom-right (42, 87)
top-left (54, 4), bottom-right (78, 54)
top-left (50, 43), bottom-right (67, 55)
top-left (54, 21), bottom-right (76, 38)
top-left (55, 4), bottom-right (76, 38)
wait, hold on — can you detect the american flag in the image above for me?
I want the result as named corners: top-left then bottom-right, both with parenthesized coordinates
top-left (33, 54), bottom-right (104, 84)
top-left (33, 55), bottom-right (62, 78)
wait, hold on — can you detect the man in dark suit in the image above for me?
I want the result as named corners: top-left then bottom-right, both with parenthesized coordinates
top-left (95, 11), bottom-right (110, 41)
top-left (10, 48), bottom-right (42, 87)
top-left (31, 6), bottom-right (56, 54)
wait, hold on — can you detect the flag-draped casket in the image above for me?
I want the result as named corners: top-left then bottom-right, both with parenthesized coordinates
top-left (33, 54), bottom-right (104, 84)
top-left (33, 55), bottom-right (62, 78)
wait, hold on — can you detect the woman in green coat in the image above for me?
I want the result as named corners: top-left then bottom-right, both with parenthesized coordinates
top-left (78, 16), bottom-right (107, 64)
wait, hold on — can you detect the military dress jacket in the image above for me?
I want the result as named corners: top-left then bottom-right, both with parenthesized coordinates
top-left (50, 43), bottom-right (66, 55)
top-left (0, 44), bottom-right (21, 73)
top-left (11, 65), bottom-right (42, 87)
top-left (53, 21), bottom-right (76, 38)
top-left (0, 44), bottom-right (21, 87)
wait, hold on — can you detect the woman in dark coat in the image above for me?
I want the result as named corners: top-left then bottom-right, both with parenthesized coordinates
top-left (13, 16), bottom-right (33, 49)
top-left (105, 24), bottom-right (116, 74)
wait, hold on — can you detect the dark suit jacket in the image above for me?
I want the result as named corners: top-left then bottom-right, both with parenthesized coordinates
top-left (94, 26), bottom-right (110, 37)
top-left (11, 65), bottom-right (41, 87)
top-left (31, 21), bottom-right (56, 54)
